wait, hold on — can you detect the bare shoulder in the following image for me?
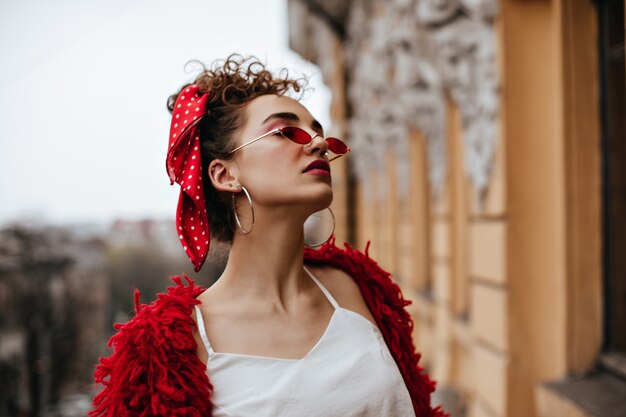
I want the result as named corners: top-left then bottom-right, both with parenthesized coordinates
top-left (306, 265), bottom-right (377, 326)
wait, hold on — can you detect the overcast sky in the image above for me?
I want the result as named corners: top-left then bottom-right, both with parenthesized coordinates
top-left (0, 0), bottom-right (331, 227)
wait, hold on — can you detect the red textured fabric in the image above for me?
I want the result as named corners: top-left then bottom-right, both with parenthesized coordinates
top-left (91, 241), bottom-right (447, 417)
top-left (166, 85), bottom-right (210, 272)
top-left (90, 275), bottom-right (213, 417)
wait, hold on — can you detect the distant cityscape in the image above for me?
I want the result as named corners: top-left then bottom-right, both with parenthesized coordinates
top-left (0, 218), bottom-right (225, 416)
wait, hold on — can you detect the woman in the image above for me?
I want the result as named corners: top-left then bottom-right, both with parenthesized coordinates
top-left (91, 55), bottom-right (446, 417)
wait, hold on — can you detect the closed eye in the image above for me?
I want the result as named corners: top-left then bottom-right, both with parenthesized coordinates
top-left (262, 112), bottom-right (324, 137)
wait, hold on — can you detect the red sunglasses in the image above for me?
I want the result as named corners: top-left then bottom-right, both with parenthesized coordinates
top-left (227, 126), bottom-right (351, 162)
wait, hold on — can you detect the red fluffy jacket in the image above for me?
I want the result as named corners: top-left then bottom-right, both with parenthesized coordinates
top-left (91, 239), bottom-right (447, 417)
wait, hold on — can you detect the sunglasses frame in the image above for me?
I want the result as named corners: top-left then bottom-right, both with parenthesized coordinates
top-left (227, 126), bottom-right (350, 162)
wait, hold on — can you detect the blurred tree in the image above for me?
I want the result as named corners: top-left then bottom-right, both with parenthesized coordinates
top-left (0, 222), bottom-right (226, 416)
top-left (0, 227), bottom-right (81, 416)
top-left (104, 241), bottom-right (225, 327)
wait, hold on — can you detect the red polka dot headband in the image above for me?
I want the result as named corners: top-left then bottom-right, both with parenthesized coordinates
top-left (166, 84), bottom-right (210, 272)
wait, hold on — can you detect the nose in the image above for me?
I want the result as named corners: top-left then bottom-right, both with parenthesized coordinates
top-left (304, 132), bottom-right (329, 158)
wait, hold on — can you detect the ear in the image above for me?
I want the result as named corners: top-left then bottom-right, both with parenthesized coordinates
top-left (207, 159), bottom-right (241, 193)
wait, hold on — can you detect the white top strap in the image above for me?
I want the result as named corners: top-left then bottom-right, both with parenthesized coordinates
top-left (303, 266), bottom-right (340, 309)
top-left (194, 305), bottom-right (214, 355)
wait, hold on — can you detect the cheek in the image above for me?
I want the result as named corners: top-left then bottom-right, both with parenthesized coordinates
top-left (241, 143), bottom-right (301, 178)
top-left (238, 151), bottom-right (300, 194)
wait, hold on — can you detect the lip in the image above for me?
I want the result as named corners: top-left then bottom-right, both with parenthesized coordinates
top-left (303, 160), bottom-right (331, 174)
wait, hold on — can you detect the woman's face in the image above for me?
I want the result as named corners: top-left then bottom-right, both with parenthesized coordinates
top-left (229, 94), bottom-right (334, 212)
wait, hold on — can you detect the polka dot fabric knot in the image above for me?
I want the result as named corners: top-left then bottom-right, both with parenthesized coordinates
top-left (166, 84), bottom-right (210, 272)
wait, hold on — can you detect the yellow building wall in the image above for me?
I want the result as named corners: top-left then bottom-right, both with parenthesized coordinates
top-left (351, 0), bottom-right (602, 415)
top-left (287, 0), bottom-right (603, 415)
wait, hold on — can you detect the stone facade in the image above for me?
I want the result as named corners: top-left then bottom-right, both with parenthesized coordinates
top-left (288, 0), bottom-right (609, 416)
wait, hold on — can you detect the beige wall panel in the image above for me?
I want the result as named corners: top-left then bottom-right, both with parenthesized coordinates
top-left (362, 173), bottom-right (381, 264)
top-left (469, 221), bottom-right (507, 284)
top-left (356, 187), bottom-right (376, 255)
top-left (432, 342), bottom-right (453, 386)
top-left (431, 303), bottom-right (454, 385)
top-left (451, 339), bottom-right (474, 398)
top-left (432, 219), bottom-right (451, 260)
top-left (397, 220), bottom-right (414, 283)
top-left (360, 218), bottom-right (376, 257)
top-left (386, 152), bottom-right (399, 275)
top-left (375, 165), bottom-right (391, 270)
top-left (453, 316), bottom-right (473, 349)
top-left (409, 128), bottom-right (431, 290)
top-left (433, 263), bottom-right (452, 305)
top-left (378, 223), bottom-right (393, 273)
top-left (473, 344), bottom-right (508, 416)
top-left (471, 283), bottom-right (509, 352)
top-left (411, 292), bottom-right (434, 324)
top-left (398, 255), bottom-right (413, 285)
top-left (398, 224), bottom-right (413, 244)
top-left (399, 220), bottom-right (413, 243)
top-left (447, 102), bottom-right (471, 316)
top-left (469, 397), bottom-right (501, 417)
top-left (354, 189), bottom-right (363, 250)
top-left (435, 303), bottom-right (453, 346)
top-left (413, 311), bottom-right (435, 365)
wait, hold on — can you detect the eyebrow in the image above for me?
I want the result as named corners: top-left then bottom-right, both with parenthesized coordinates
top-left (261, 112), bottom-right (324, 133)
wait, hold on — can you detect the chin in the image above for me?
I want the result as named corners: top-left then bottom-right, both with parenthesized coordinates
top-left (294, 182), bottom-right (332, 211)
top-left (312, 188), bottom-right (334, 212)
top-left (318, 186), bottom-right (335, 202)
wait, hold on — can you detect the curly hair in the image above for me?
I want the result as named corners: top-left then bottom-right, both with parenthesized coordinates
top-left (167, 54), bottom-right (306, 243)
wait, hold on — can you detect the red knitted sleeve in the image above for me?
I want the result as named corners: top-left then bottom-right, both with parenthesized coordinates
top-left (304, 238), bottom-right (448, 417)
top-left (90, 276), bottom-right (213, 417)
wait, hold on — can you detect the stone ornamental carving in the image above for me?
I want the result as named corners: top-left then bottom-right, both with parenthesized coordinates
top-left (297, 0), bottom-right (500, 203)
top-left (344, 0), bottom-right (499, 203)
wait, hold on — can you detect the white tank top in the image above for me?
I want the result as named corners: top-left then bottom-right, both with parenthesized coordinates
top-left (194, 267), bottom-right (416, 417)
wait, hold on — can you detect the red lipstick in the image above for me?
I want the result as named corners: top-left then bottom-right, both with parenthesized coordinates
top-left (303, 160), bottom-right (331, 176)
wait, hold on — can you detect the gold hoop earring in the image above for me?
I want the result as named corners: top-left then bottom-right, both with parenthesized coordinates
top-left (304, 207), bottom-right (335, 247)
top-left (233, 186), bottom-right (255, 234)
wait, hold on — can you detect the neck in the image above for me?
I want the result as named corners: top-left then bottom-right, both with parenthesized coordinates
top-left (215, 206), bottom-right (313, 309)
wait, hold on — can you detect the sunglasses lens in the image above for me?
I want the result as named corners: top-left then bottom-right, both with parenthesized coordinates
top-left (325, 137), bottom-right (349, 155)
top-left (279, 127), bottom-right (349, 159)
top-left (279, 126), bottom-right (310, 144)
